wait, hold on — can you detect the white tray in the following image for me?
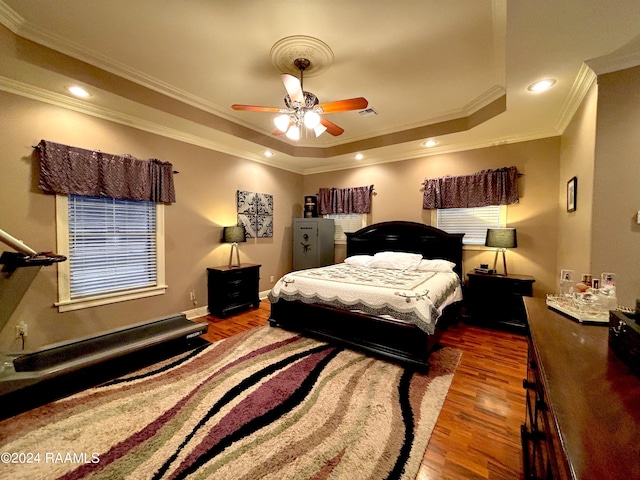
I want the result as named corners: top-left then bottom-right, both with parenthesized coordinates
top-left (545, 297), bottom-right (610, 324)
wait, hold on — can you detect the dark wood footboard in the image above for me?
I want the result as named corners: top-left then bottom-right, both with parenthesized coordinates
top-left (269, 299), bottom-right (461, 372)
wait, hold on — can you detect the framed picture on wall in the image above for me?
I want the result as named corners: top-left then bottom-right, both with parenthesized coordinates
top-left (567, 176), bottom-right (577, 212)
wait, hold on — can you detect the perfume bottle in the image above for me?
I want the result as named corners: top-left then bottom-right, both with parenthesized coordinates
top-left (599, 272), bottom-right (617, 310)
top-left (560, 269), bottom-right (574, 297)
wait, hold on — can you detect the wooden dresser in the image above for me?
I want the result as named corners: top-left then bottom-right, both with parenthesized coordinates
top-left (522, 298), bottom-right (640, 479)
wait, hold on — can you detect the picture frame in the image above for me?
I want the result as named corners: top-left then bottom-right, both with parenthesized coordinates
top-left (567, 176), bottom-right (577, 212)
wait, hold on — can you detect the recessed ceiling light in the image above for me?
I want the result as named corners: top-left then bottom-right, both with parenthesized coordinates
top-left (67, 85), bottom-right (91, 98)
top-left (263, 151), bottom-right (274, 157)
top-left (527, 79), bottom-right (556, 92)
top-left (354, 153), bottom-right (364, 160)
top-left (423, 139), bottom-right (438, 147)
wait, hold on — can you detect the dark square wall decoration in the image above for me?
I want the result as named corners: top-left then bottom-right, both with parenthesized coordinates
top-left (237, 190), bottom-right (273, 237)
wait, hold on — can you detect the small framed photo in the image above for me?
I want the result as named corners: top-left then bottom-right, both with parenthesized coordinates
top-left (567, 176), bottom-right (577, 212)
top-left (560, 269), bottom-right (574, 282)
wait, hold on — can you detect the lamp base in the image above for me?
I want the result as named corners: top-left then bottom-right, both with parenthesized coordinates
top-left (492, 248), bottom-right (508, 276)
top-left (228, 242), bottom-right (241, 268)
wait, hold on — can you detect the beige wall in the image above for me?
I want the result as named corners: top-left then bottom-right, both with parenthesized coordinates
top-left (591, 66), bottom-right (640, 306)
top-left (6, 62), bottom-right (638, 351)
top-left (0, 91), bottom-right (302, 350)
top-left (557, 66), bottom-right (640, 308)
top-left (557, 82), bottom-right (598, 287)
top-left (303, 137), bottom-right (562, 298)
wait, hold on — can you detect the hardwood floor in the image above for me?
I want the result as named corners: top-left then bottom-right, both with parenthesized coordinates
top-left (196, 300), bottom-right (528, 480)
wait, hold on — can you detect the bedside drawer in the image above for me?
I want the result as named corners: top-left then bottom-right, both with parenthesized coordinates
top-left (508, 280), bottom-right (534, 296)
top-left (224, 278), bottom-right (246, 291)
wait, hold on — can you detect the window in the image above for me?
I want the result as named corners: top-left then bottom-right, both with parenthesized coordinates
top-left (55, 194), bottom-right (166, 312)
top-left (434, 205), bottom-right (506, 246)
top-left (325, 213), bottom-right (367, 244)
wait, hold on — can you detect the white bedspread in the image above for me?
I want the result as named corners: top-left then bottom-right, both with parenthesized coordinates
top-left (268, 263), bottom-right (462, 335)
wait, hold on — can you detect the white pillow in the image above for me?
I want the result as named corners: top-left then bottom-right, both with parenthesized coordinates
top-left (344, 255), bottom-right (373, 267)
top-left (369, 251), bottom-right (423, 271)
top-left (417, 259), bottom-right (456, 273)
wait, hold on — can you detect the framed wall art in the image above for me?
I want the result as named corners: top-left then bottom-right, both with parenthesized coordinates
top-left (566, 176), bottom-right (577, 212)
top-left (236, 190), bottom-right (273, 238)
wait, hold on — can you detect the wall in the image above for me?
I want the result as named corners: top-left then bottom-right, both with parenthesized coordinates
top-left (591, 66), bottom-right (640, 307)
top-left (557, 82), bottom-right (598, 288)
top-left (0, 91), bottom-right (302, 350)
top-left (303, 137), bottom-right (562, 298)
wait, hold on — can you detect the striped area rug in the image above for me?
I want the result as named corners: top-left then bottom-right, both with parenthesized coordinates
top-left (0, 325), bottom-right (461, 480)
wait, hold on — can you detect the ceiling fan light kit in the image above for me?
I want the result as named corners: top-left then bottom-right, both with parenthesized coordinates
top-left (285, 124), bottom-right (300, 140)
top-left (274, 114), bottom-right (290, 132)
top-left (231, 37), bottom-right (368, 141)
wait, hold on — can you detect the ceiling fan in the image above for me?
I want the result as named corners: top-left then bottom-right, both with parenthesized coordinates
top-left (232, 58), bottom-right (368, 140)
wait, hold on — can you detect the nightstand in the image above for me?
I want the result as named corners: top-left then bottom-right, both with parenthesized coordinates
top-left (207, 264), bottom-right (261, 317)
top-left (465, 271), bottom-right (535, 333)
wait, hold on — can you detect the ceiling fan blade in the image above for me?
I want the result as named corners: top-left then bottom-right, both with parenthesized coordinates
top-left (232, 104), bottom-right (282, 112)
top-left (320, 117), bottom-right (345, 136)
top-left (318, 97), bottom-right (368, 114)
top-left (281, 73), bottom-right (304, 103)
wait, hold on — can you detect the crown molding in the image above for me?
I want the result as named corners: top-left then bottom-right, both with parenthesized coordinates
top-left (586, 48), bottom-right (640, 75)
top-left (300, 127), bottom-right (560, 175)
top-left (0, 2), bottom-right (243, 125)
top-left (0, 75), bottom-right (561, 178)
top-left (0, 0), bottom-right (21, 32)
top-left (0, 75), bottom-right (306, 175)
top-left (555, 63), bottom-right (597, 134)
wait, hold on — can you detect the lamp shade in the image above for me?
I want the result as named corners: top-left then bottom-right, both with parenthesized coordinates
top-left (485, 228), bottom-right (517, 249)
top-left (223, 225), bottom-right (246, 243)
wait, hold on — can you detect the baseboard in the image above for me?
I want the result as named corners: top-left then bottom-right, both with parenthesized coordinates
top-left (182, 305), bottom-right (209, 320)
top-left (259, 290), bottom-right (271, 300)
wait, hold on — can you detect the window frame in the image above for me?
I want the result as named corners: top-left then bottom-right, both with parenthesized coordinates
top-left (431, 205), bottom-right (507, 250)
top-left (55, 194), bottom-right (167, 312)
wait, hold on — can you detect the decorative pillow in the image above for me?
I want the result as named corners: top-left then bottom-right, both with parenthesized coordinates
top-left (344, 255), bottom-right (373, 267)
top-left (416, 259), bottom-right (456, 273)
top-left (369, 251), bottom-right (423, 271)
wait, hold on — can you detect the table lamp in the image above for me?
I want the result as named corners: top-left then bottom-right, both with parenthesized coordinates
top-left (223, 225), bottom-right (246, 268)
top-left (485, 228), bottom-right (517, 276)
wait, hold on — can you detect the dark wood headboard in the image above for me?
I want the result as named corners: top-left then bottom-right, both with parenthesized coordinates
top-left (345, 221), bottom-right (464, 278)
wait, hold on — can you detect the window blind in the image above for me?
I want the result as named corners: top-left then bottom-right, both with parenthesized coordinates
top-left (68, 195), bottom-right (157, 299)
top-left (325, 213), bottom-right (367, 242)
top-left (436, 205), bottom-right (501, 244)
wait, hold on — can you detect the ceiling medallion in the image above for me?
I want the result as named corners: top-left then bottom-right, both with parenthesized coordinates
top-left (270, 35), bottom-right (334, 77)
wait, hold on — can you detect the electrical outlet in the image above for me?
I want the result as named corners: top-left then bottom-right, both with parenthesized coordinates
top-left (15, 321), bottom-right (27, 338)
top-left (270, 276), bottom-right (275, 283)
top-left (190, 290), bottom-right (196, 301)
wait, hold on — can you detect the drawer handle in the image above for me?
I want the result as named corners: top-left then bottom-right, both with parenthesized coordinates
top-left (521, 426), bottom-right (546, 441)
top-left (536, 399), bottom-right (548, 412)
top-left (522, 379), bottom-right (536, 390)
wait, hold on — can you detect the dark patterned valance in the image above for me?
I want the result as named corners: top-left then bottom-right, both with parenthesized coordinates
top-left (37, 139), bottom-right (176, 203)
top-left (422, 166), bottom-right (519, 209)
top-left (318, 185), bottom-right (373, 215)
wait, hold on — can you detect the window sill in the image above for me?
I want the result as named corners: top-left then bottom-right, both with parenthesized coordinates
top-left (56, 285), bottom-right (168, 312)
top-left (463, 244), bottom-right (494, 251)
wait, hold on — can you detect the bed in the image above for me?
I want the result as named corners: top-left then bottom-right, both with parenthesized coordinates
top-left (268, 221), bottom-right (464, 371)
